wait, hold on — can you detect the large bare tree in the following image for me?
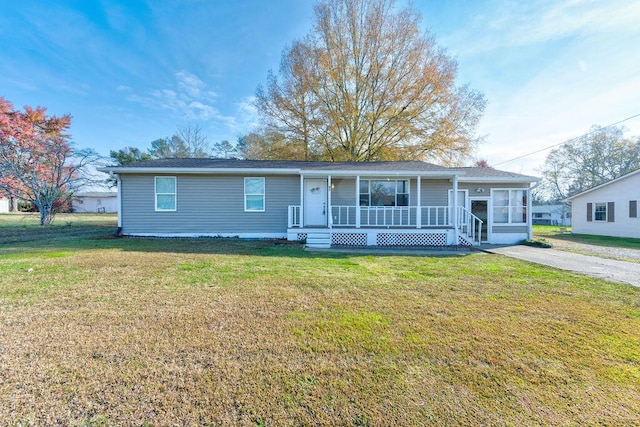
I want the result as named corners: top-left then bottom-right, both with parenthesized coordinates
top-left (254, 0), bottom-right (486, 163)
top-left (539, 125), bottom-right (640, 201)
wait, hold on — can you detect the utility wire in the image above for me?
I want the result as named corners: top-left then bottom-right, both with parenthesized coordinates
top-left (493, 112), bottom-right (640, 167)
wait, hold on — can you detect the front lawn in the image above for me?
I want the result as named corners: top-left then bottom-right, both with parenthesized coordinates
top-left (534, 224), bottom-right (640, 250)
top-left (1, 221), bottom-right (639, 425)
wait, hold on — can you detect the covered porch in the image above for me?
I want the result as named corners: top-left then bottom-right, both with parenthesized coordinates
top-left (287, 172), bottom-right (483, 248)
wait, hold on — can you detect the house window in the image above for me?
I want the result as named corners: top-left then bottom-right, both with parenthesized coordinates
top-left (359, 180), bottom-right (409, 206)
top-left (493, 189), bottom-right (527, 224)
top-left (594, 202), bottom-right (607, 222)
top-left (244, 177), bottom-right (265, 212)
top-left (155, 176), bottom-right (176, 211)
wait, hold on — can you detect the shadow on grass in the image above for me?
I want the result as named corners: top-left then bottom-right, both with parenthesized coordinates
top-left (0, 227), bottom-right (474, 259)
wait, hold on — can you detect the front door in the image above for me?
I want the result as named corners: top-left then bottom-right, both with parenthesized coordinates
top-left (304, 178), bottom-right (327, 226)
top-left (470, 199), bottom-right (489, 242)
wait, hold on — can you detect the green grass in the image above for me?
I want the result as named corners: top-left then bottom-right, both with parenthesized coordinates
top-left (534, 224), bottom-right (640, 249)
top-left (0, 218), bottom-right (639, 425)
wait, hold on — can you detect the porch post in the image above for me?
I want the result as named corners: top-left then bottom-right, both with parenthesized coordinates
top-left (116, 174), bottom-right (122, 229)
top-left (299, 174), bottom-right (304, 228)
top-left (526, 187), bottom-right (533, 239)
top-left (327, 175), bottom-right (332, 229)
top-left (416, 176), bottom-right (421, 229)
top-left (355, 175), bottom-right (361, 228)
top-left (452, 174), bottom-right (459, 244)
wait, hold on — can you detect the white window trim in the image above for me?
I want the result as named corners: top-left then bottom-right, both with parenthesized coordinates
top-left (491, 188), bottom-right (528, 225)
top-left (244, 177), bottom-right (265, 212)
top-left (359, 179), bottom-right (410, 207)
top-left (155, 176), bottom-right (177, 212)
top-left (593, 202), bottom-right (607, 222)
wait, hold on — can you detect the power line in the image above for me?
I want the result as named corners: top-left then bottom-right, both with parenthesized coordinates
top-left (493, 112), bottom-right (640, 167)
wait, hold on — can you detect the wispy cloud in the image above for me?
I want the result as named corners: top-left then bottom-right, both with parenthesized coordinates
top-left (449, 0), bottom-right (640, 55)
top-left (127, 70), bottom-right (226, 122)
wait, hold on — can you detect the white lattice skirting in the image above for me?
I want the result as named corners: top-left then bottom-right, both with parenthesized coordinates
top-left (376, 232), bottom-right (448, 246)
top-left (331, 233), bottom-right (368, 246)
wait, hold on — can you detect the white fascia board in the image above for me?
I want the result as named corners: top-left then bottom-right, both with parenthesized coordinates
top-left (457, 176), bottom-right (541, 183)
top-left (98, 167), bottom-right (466, 178)
top-left (98, 167), bottom-right (302, 175)
top-left (565, 168), bottom-right (640, 201)
top-left (302, 170), bottom-right (465, 177)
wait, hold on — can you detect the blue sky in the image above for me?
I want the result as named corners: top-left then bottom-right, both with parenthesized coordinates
top-left (2, 0), bottom-right (639, 175)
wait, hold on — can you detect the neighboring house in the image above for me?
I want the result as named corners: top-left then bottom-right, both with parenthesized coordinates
top-left (99, 159), bottom-right (539, 248)
top-left (72, 192), bottom-right (118, 213)
top-left (0, 197), bottom-right (9, 213)
top-left (566, 168), bottom-right (640, 238)
top-left (532, 204), bottom-right (571, 226)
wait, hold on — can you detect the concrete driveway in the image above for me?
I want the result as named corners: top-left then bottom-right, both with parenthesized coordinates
top-left (484, 245), bottom-right (640, 288)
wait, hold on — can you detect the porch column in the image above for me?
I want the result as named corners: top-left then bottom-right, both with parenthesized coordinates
top-left (355, 175), bottom-right (361, 228)
top-left (416, 176), bottom-right (421, 229)
top-left (527, 187), bottom-right (533, 239)
top-left (116, 174), bottom-right (122, 229)
top-left (299, 174), bottom-right (304, 228)
top-left (452, 174), bottom-right (459, 244)
top-left (328, 175), bottom-right (332, 229)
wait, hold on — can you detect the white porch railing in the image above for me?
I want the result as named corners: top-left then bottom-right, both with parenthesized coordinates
top-left (419, 206), bottom-right (451, 226)
top-left (457, 206), bottom-right (483, 245)
top-left (331, 205), bottom-right (357, 226)
top-left (288, 205), bottom-right (301, 227)
top-left (361, 206), bottom-right (414, 226)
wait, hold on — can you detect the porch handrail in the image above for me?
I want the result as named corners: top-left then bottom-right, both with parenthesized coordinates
top-left (361, 206), bottom-right (414, 227)
top-left (331, 205), bottom-right (356, 226)
top-left (457, 206), bottom-right (483, 244)
top-left (419, 206), bottom-right (451, 226)
top-left (288, 205), bottom-right (301, 228)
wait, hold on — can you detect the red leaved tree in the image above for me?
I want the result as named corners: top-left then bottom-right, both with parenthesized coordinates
top-left (0, 97), bottom-right (99, 225)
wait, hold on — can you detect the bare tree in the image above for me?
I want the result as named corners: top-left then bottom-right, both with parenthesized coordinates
top-left (176, 122), bottom-right (211, 157)
top-left (539, 125), bottom-right (640, 201)
top-left (255, 0), bottom-right (486, 163)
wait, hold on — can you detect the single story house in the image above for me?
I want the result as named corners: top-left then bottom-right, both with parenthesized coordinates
top-left (532, 204), bottom-right (571, 226)
top-left (99, 159), bottom-right (540, 248)
top-left (0, 197), bottom-right (9, 213)
top-left (566, 168), bottom-right (640, 239)
top-left (72, 192), bottom-right (118, 213)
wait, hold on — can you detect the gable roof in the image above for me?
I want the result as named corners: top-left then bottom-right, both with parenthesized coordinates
top-left (565, 168), bottom-right (640, 201)
top-left (98, 158), bottom-right (539, 182)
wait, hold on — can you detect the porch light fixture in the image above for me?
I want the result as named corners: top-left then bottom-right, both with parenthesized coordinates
top-left (476, 188), bottom-right (486, 193)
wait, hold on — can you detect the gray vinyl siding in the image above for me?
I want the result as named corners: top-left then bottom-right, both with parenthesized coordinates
top-left (120, 174), bottom-right (299, 234)
top-left (492, 225), bottom-right (528, 234)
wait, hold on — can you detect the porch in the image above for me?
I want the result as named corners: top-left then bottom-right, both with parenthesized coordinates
top-left (286, 174), bottom-right (483, 248)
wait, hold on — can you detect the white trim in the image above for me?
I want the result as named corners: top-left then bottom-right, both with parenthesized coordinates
top-left (458, 176), bottom-right (540, 183)
top-left (566, 168), bottom-right (640, 201)
top-left (116, 174), bottom-right (122, 227)
top-left (124, 232), bottom-right (287, 239)
top-left (99, 166), bottom-right (466, 178)
top-left (490, 188), bottom-right (528, 225)
top-left (448, 188), bottom-right (469, 210)
top-left (154, 176), bottom-right (177, 212)
top-left (469, 196), bottom-right (491, 243)
top-left (244, 177), bottom-right (265, 212)
top-left (416, 176), bottom-right (421, 229)
top-left (452, 175), bottom-right (459, 244)
top-left (593, 202), bottom-right (608, 222)
top-left (355, 175), bottom-right (361, 228)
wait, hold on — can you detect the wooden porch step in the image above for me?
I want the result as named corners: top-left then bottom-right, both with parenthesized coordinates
top-left (305, 232), bottom-right (331, 249)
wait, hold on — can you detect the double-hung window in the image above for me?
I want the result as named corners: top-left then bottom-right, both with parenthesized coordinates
top-left (155, 176), bottom-right (176, 211)
top-left (594, 202), bottom-right (607, 222)
top-left (359, 180), bottom-right (409, 206)
top-left (244, 177), bottom-right (265, 212)
top-left (492, 189), bottom-right (527, 224)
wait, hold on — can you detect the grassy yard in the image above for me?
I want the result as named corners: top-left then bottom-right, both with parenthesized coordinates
top-left (1, 216), bottom-right (639, 425)
top-left (534, 224), bottom-right (640, 250)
